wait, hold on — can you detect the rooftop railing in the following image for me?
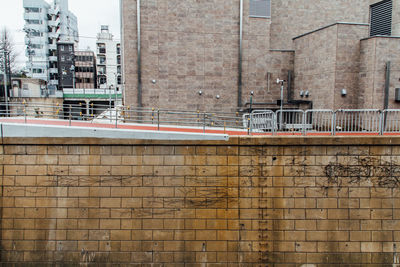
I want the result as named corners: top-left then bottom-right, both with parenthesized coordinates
top-left (0, 102), bottom-right (399, 136)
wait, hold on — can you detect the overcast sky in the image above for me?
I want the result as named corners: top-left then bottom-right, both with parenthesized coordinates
top-left (0, 0), bottom-right (120, 69)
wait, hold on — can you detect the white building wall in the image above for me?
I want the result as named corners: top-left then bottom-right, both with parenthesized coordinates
top-left (23, 0), bottom-right (79, 88)
top-left (96, 26), bottom-right (121, 90)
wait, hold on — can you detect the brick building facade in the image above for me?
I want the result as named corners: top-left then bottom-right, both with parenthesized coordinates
top-left (122, 0), bottom-right (400, 112)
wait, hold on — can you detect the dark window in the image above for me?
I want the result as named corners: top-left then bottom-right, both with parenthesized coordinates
top-left (370, 0), bottom-right (392, 36)
top-left (99, 76), bottom-right (107, 85)
top-left (27, 19), bottom-right (41, 24)
top-left (250, 0), bottom-right (271, 18)
top-left (25, 7), bottom-right (40, 13)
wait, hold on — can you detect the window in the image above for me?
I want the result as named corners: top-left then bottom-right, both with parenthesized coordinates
top-left (98, 43), bottom-right (106, 54)
top-left (60, 45), bottom-right (64, 51)
top-left (33, 68), bottom-right (43, 74)
top-left (98, 66), bottom-right (106, 74)
top-left (99, 76), bottom-right (107, 85)
top-left (27, 19), bottom-right (41, 24)
top-left (25, 7), bottom-right (40, 13)
top-left (31, 44), bottom-right (43, 49)
top-left (69, 46), bottom-right (73, 52)
top-left (61, 56), bottom-right (65, 62)
top-left (249, 0), bottom-right (271, 18)
top-left (30, 31), bottom-right (42, 37)
top-left (370, 0), bottom-right (392, 36)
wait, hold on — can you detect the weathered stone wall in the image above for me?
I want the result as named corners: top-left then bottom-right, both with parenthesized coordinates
top-left (1, 137), bottom-right (400, 265)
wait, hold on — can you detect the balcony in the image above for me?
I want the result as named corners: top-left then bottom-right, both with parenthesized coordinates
top-left (49, 80), bottom-right (59, 85)
top-left (48, 32), bottom-right (59, 39)
top-left (48, 6), bottom-right (60, 15)
top-left (49, 56), bottom-right (57, 62)
top-left (49, 44), bottom-right (57, 50)
top-left (49, 68), bottom-right (58, 74)
top-left (24, 13), bottom-right (42, 20)
top-left (48, 18), bottom-right (60, 27)
top-left (25, 24), bottom-right (46, 32)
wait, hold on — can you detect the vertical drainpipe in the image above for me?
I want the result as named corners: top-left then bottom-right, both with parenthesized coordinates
top-left (120, 0), bottom-right (125, 105)
top-left (384, 61), bottom-right (391, 110)
top-left (137, 0), bottom-right (142, 107)
top-left (238, 0), bottom-right (243, 108)
top-left (383, 61), bottom-right (391, 131)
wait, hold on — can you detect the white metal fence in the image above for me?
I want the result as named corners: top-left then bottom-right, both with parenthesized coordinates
top-left (249, 109), bottom-right (400, 135)
top-left (0, 101), bottom-right (400, 136)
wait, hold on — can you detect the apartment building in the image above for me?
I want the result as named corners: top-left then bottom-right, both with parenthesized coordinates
top-left (122, 0), bottom-right (400, 112)
top-left (56, 42), bottom-right (74, 89)
top-left (75, 50), bottom-right (97, 89)
top-left (23, 0), bottom-right (79, 90)
top-left (96, 25), bottom-right (121, 90)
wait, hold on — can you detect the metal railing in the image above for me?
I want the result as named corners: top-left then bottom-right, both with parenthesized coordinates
top-left (0, 102), bottom-right (244, 133)
top-left (0, 101), bottom-right (399, 136)
top-left (305, 110), bottom-right (334, 135)
top-left (334, 109), bottom-right (382, 135)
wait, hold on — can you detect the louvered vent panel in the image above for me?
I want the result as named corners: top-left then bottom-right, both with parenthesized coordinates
top-left (370, 0), bottom-right (392, 36)
top-left (250, 0), bottom-right (271, 18)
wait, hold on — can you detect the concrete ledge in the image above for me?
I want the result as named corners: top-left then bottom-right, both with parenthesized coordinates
top-left (0, 123), bottom-right (229, 142)
top-left (2, 134), bottom-right (400, 146)
top-left (293, 22), bottom-right (369, 40)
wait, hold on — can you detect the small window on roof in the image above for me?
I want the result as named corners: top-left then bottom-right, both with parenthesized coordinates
top-left (250, 0), bottom-right (271, 18)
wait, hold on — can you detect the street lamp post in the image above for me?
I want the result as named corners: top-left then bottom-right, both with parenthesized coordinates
top-left (109, 85), bottom-right (113, 123)
top-left (70, 65), bottom-right (75, 94)
top-left (23, 28), bottom-right (39, 78)
top-left (247, 91), bottom-right (254, 135)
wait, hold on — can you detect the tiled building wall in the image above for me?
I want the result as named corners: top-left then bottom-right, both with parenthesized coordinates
top-left (294, 23), bottom-right (370, 110)
top-left (293, 25), bottom-right (338, 110)
top-left (122, 0), bottom-right (400, 112)
top-left (359, 37), bottom-right (400, 110)
top-left (122, 0), bottom-right (294, 112)
top-left (269, 0), bottom-right (373, 50)
top-left (1, 137), bottom-right (400, 265)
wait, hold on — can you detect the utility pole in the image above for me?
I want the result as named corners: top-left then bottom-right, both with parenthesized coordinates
top-left (2, 50), bottom-right (9, 116)
top-left (23, 28), bottom-right (37, 77)
top-left (277, 78), bottom-right (285, 130)
top-left (70, 65), bottom-right (75, 94)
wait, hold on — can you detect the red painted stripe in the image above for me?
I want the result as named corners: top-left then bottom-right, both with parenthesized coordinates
top-left (1, 118), bottom-right (399, 137)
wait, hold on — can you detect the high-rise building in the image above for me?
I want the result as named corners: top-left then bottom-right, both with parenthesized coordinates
top-left (96, 25), bottom-right (121, 91)
top-left (23, 0), bottom-right (79, 90)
